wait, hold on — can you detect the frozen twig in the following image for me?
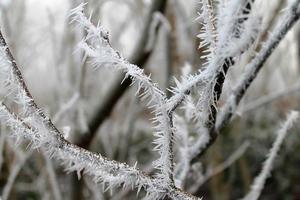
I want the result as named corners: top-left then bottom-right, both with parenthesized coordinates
top-left (0, 102), bottom-right (153, 193)
top-left (78, 0), bottom-right (168, 149)
top-left (216, 1), bottom-right (300, 131)
top-left (0, 26), bottom-right (199, 200)
top-left (168, 1), bottom-right (258, 160)
top-left (189, 0), bottom-right (300, 163)
top-left (145, 1), bottom-right (258, 170)
top-left (241, 111), bottom-right (299, 200)
top-left (70, 3), bottom-right (176, 188)
top-left (197, 0), bottom-right (217, 52)
top-left (0, 0), bottom-right (298, 199)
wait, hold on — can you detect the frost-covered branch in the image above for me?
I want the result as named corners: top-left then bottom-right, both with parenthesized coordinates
top-left (216, 1), bottom-right (300, 130)
top-left (189, 0), bottom-right (300, 163)
top-left (78, 0), bottom-right (168, 149)
top-left (165, 0), bottom-right (259, 165)
top-left (69, 3), bottom-right (177, 188)
top-left (0, 0), bottom-right (299, 199)
top-left (0, 101), bottom-right (197, 199)
top-left (0, 102), bottom-right (152, 192)
top-left (0, 24), bottom-right (199, 200)
top-left (241, 111), bottom-right (299, 200)
top-left (170, 0), bottom-right (257, 127)
top-left (197, 0), bottom-right (216, 52)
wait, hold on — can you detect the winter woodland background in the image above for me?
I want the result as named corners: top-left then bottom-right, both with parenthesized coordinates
top-left (0, 0), bottom-right (300, 199)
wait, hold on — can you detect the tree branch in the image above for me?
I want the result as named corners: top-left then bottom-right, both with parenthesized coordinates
top-left (191, 1), bottom-right (300, 163)
top-left (0, 19), bottom-right (200, 200)
top-left (76, 0), bottom-right (168, 149)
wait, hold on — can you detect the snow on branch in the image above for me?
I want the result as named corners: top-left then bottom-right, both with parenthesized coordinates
top-left (162, 0), bottom-right (260, 168)
top-left (241, 111), bottom-right (299, 200)
top-left (0, 102), bottom-right (153, 193)
top-left (216, 0), bottom-right (258, 56)
top-left (197, 0), bottom-right (216, 54)
top-left (216, 0), bottom-right (300, 130)
top-left (174, 0), bottom-right (300, 165)
top-left (0, 27), bottom-right (199, 199)
top-left (197, 0), bottom-right (258, 121)
top-left (163, 1), bottom-right (300, 175)
top-left (0, 0), bottom-right (298, 199)
top-left (169, 0), bottom-right (259, 123)
top-left (69, 3), bottom-right (177, 188)
top-left (0, 99), bottom-right (198, 199)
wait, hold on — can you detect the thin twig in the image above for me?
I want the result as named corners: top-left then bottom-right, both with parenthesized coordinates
top-left (241, 111), bottom-right (299, 200)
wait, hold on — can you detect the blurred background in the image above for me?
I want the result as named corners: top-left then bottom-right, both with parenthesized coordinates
top-left (0, 0), bottom-right (299, 199)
